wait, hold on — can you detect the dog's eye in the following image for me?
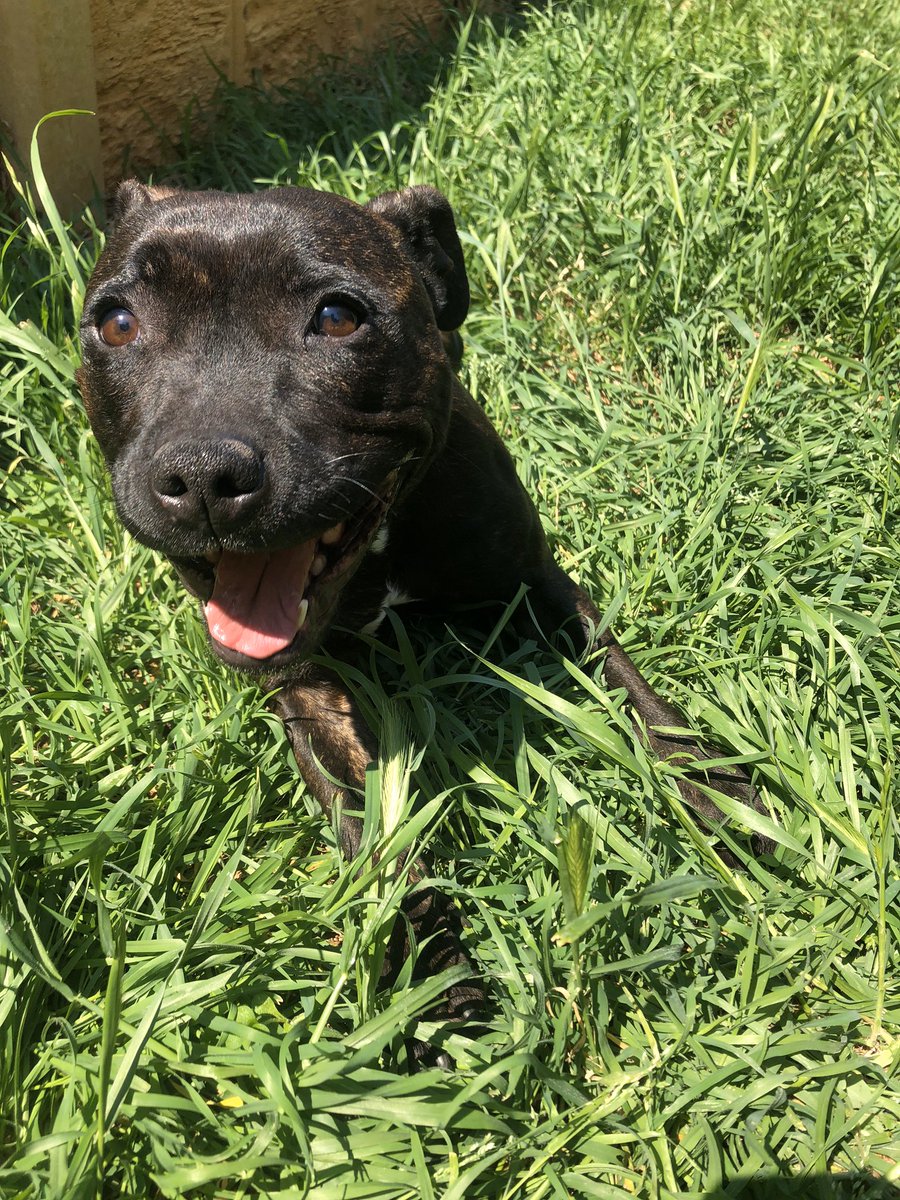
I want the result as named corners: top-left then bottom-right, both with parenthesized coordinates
top-left (98, 308), bottom-right (140, 346)
top-left (313, 303), bottom-right (360, 338)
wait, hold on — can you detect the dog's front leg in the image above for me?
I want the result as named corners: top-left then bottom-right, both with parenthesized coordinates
top-left (273, 670), bottom-right (376, 862)
top-left (272, 669), bottom-right (483, 1066)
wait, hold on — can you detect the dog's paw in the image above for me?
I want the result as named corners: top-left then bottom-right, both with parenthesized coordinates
top-left (406, 1036), bottom-right (455, 1072)
top-left (404, 981), bottom-right (486, 1073)
top-left (437, 980), bottom-right (486, 1023)
top-left (385, 885), bottom-right (486, 1070)
top-left (404, 887), bottom-right (486, 1015)
top-left (649, 731), bottom-right (774, 858)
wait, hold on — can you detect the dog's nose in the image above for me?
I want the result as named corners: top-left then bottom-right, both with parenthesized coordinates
top-left (150, 438), bottom-right (265, 527)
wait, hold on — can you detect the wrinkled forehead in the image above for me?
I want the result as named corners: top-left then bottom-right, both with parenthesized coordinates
top-left (92, 189), bottom-right (406, 294)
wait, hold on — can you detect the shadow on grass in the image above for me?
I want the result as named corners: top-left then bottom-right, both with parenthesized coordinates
top-left (123, 2), bottom-right (531, 197)
top-left (704, 1177), bottom-right (898, 1198)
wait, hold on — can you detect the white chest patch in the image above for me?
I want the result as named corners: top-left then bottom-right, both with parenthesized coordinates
top-left (360, 582), bottom-right (416, 635)
top-left (370, 524), bottom-right (390, 554)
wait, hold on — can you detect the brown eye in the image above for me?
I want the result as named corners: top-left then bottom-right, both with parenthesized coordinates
top-left (98, 307), bottom-right (139, 346)
top-left (314, 303), bottom-right (360, 338)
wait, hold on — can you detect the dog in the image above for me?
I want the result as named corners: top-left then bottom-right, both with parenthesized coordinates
top-left (77, 181), bottom-right (769, 1066)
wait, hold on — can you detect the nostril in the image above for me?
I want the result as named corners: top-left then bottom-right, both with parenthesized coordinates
top-left (214, 473), bottom-right (244, 499)
top-left (157, 473), bottom-right (188, 498)
top-left (212, 455), bottom-right (263, 500)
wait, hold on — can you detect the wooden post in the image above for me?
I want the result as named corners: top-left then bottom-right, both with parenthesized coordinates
top-left (0, 0), bottom-right (104, 210)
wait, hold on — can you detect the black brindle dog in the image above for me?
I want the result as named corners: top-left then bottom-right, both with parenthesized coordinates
top-left (77, 182), bottom-right (769, 1064)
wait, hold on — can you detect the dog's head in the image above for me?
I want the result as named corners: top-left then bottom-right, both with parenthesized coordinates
top-left (77, 182), bottom-right (469, 671)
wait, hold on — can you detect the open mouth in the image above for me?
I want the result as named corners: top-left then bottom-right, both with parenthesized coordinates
top-left (171, 474), bottom-right (397, 664)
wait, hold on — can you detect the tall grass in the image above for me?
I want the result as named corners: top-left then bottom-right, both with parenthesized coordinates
top-left (1, 1), bottom-right (899, 1195)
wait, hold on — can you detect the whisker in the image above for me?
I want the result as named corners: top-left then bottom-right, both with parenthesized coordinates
top-left (324, 451), bottom-right (370, 467)
top-left (333, 475), bottom-right (384, 503)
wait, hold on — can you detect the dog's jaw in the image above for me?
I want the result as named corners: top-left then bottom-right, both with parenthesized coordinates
top-left (169, 470), bottom-right (399, 671)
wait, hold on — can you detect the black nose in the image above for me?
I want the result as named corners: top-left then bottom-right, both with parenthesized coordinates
top-left (150, 438), bottom-right (265, 528)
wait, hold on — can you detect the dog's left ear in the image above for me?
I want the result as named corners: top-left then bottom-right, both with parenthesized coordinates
top-left (108, 179), bottom-right (181, 228)
top-left (367, 186), bottom-right (469, 330)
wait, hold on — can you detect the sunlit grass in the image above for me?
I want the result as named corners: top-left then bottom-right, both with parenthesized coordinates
top-left (1, 1), bottom-right (899, 1195)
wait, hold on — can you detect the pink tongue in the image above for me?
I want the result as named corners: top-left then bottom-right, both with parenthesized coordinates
top-left (204, 542), bottom-right (316, 659)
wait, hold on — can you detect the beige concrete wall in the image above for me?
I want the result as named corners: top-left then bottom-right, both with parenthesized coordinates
top-left (0, 0), bottom-right (451, 211)
top-left (242, 0), bottom-right (444, 82)
top-left (88, 0), bottom-right (234, 181)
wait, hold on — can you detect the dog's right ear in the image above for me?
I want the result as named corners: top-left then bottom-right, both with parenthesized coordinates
top-left (108, 179), bottom-right (179, 228)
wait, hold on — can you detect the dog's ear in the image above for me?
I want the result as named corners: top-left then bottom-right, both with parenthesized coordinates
top-left (108, 179), bottom-right (179, 228)
top-left (367, 186), bottom-right (469, 330)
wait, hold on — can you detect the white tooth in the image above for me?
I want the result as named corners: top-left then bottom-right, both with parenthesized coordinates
top-left (321, 522), bottom-right (345, 545)
top-left (296, 598), bottom-right (309, 629)
top-left (310, 554), bottom-right (327, 576)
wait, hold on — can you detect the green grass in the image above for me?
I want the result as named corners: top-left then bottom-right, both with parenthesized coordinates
top-left (2, 1), bottom-right (900, 1195)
